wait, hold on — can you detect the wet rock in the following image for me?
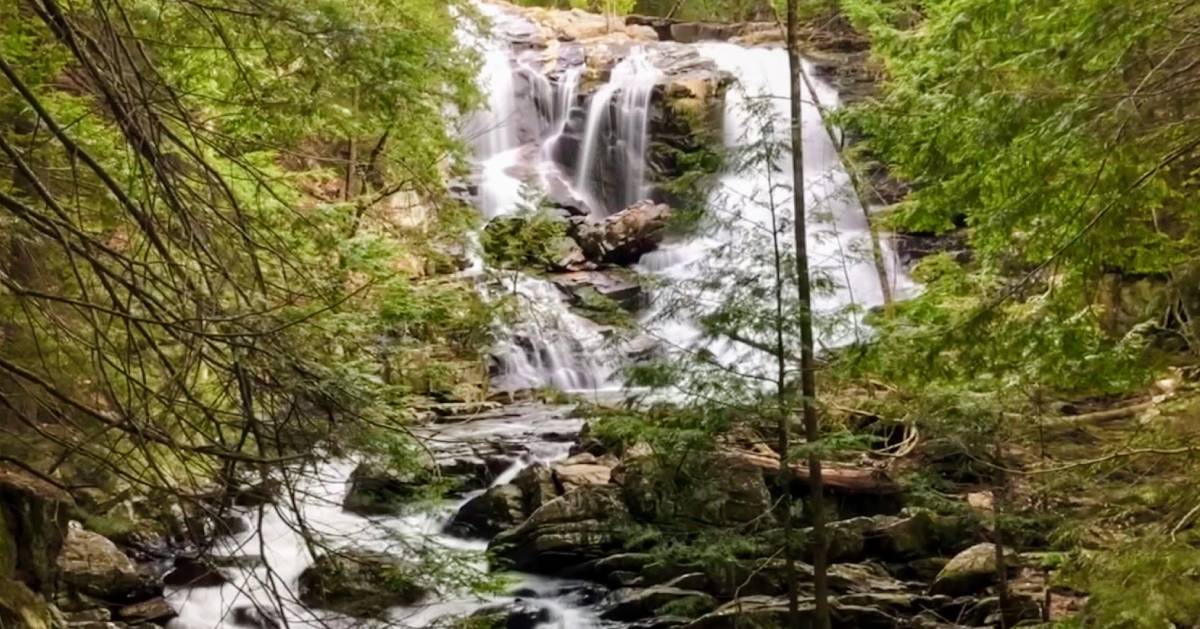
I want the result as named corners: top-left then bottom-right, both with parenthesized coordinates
top-left (297, 550), bottom-right (426, 618)
top-left (931, 543), bottom-right (1000, 596)
top-left (342, 461), bottom-right (431, 515)
top-left (231, 605), bottom-right (282, 629)
top-left (574, 201), bottom-right (673, 265)
top-left (490, 486), bottom-right (633, 574)
top-left (231, 479), bottom-right (279, 507)
top-left (550, 270), bottom-right (643, 311)
top-left (0, 577), bottom-right (55, 629)
top-left (473, 598), bottom-right (558, 629)
top-left (601, 586), bottom-right (717, 621)
top-left (163, 555), bottom-right (226, 588)
top-left (57, 522), bottom-right (155, 600)
top-left (117, 597), bottom-right (175, 623)
top-left (446, 484), bottom-right (526, 539)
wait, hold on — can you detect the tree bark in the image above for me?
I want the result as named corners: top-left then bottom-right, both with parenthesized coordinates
top-left (786, 2), bottom-right (831, 628)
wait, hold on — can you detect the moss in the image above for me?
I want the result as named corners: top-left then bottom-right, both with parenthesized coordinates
top-left (0, 509), bottom-right (14, 579)
top-left (0, 577), bottom-right (54, 629)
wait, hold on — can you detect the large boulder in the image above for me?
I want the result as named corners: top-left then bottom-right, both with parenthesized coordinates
top-left (298, 550), bottom-right (427, 618)
top-left (57, 522), bottom-right (155, 600)
top-left (931, 543), bottom-right (1000, 596)
top-left (445, 484), bottom-right (526, 539)
top-left (574, 201), bottom-right (672, 265)
top-left (613, 454), bottom-right (771, 528)
top-left (490, 486), bottom-right (633, 574)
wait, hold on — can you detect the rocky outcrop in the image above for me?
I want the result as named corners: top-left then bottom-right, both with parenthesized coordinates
top-left (613, 454), bottom-right (772, 528)
top-left (445, 484), bottom-right (526, 539)
top-left (550, 270), bottom-right (643, 311)
top-left (601, 585), bottom-right (717, 621)
top-left (551, 453), bottom-right (614, 493)
top-left (56, 522), bottom-right (156, 601)
top-left (931, 543), bottom-right (1002, 596)
top-left (490, 486), bottom-right (633, 574)
top-left (573, 200), bottom-right (672, 265)
top-left (298, 550), bottom-right (427, 618)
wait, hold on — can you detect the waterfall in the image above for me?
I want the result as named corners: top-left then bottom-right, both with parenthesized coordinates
top-left (574, 49), bottom-right (661, 215)
top-left (638, 43), bottom-right (912, 376)
top-left (545, 66), bottom-right (582, 150)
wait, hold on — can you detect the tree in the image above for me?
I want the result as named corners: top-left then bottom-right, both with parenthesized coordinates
top-left (785, 0), bottom-right (830, 626)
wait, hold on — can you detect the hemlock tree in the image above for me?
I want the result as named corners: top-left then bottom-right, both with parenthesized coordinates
top-left (785, 0), bottom-right (830, 625)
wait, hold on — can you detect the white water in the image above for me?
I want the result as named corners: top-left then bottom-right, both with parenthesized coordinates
top-left (637, 44), bottom-right (912, 377)
top-left (167, 412), bottom-right (595, 629)
top-left (574, 49), bottom-right (661, 215)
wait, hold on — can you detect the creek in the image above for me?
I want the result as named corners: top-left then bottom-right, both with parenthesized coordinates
top-left (167, 3), bottom-right (909, 627)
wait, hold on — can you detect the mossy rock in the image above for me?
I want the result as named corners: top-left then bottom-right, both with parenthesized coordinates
top-left (298, 551), bottom-right (427, 618)
top-left (0, 577), bottom-right (55, 629)
top-left (342, 461), bottom-right (433, 516)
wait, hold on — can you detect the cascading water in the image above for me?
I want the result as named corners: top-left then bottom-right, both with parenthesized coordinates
top-left (638, 44), bottom-right (912, 376)
top-left (574, 49), bottom-right (662, 215)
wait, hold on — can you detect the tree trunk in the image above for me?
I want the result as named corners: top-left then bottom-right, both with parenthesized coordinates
top-left (786, 2), bottom-right (831, 628)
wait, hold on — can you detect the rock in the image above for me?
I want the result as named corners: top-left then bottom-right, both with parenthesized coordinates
top-left (550, 270), bottom-right (643, 311)
top-left (117, 597), bottom-right (176, 623)
top-left (602, 586), bottom-right (717, 621)
top-left (231, 479), bottom-right (279, 507)
top-left (63, 607), bottom-right (111, 622)
top-left (552, 455), bottom-right (613, 493)
top-left (57, 522), bottom-right (154, 600)
top-left (574, 201), bottom-right (672, 265)
top-left (342, 460), bottom-right (430, 515)
top-left (163, 555), bottom-right (226, 588)
top-left (490, 486), bottom-right (633, 574)
top-left (684, 596), bottom-right (898, 629)
top-left (0, 577), bottom-right (55, 629)
top-left (513, 464), bottom-right (560, 514)
top-left (971, 593), bottom-right (1043, 626)
top-left (931, 543), bottom-right (1000, 596)
top-left (446, 484), bottom-right (526, 539)
top-left (613, 453), bottom-right (771, 527)
top-left (0, 464), bottom-right (74, 591)
top-left (472, 599), bottom-right (557, 629)
top-left (297, 550), bottom-right (426, 618)
top-left (231, 605), bottom-right (282, 629)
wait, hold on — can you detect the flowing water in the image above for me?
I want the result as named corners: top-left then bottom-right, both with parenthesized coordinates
top-left (168, 4), bottom-right (912, 628)
top-left (574, 48), bottom-right (661, 215)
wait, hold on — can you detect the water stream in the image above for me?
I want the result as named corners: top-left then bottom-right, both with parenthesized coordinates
top-left (168, 4), bottom-right (911, 628)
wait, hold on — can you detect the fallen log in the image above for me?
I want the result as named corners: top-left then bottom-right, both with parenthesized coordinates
top-left (724, 449), bottom-right (902, 495)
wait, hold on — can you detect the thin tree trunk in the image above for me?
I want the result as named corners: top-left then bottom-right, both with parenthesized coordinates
top-left (786, 2), bottom-right (831, 628)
